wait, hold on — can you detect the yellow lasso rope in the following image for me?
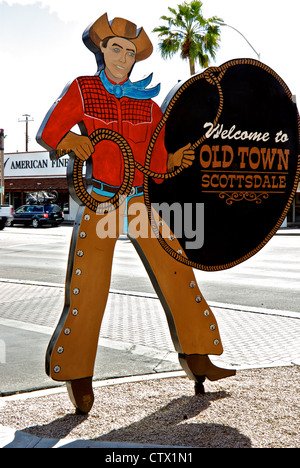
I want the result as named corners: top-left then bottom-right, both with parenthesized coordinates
top-left (71, 68), bottom-right (224, 214)
top-left (66, 59), bottom-right (300, 272)
top-left (69, 59), bottom-right (293, 217)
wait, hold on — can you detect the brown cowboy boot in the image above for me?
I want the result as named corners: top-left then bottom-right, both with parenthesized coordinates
top-left (66, 377), bottom-right (94, 414)
top-left (179, 354), bottom-right (236, 395)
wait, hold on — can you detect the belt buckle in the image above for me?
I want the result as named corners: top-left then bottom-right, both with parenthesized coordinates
top-left (129, 187), bottom-right (136, 196)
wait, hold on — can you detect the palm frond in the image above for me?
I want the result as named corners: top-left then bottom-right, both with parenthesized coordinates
top-left (153, 1), bottom-right (223, 75)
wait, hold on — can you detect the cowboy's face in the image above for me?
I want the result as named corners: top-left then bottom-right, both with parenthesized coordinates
top-left (100, 37), bottom-right (136, 83)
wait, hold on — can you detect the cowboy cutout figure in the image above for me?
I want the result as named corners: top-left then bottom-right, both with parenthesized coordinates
top-left (37, 13), bottom-right (235, 414)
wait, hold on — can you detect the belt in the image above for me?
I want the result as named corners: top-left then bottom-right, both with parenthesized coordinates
top-left (92, 180), bottom-right (144, 196)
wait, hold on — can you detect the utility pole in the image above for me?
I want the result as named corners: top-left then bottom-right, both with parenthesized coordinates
top-left (0, 129), bottom-right (5, 205)
top-left (18, 114), bottom-right (34, 152)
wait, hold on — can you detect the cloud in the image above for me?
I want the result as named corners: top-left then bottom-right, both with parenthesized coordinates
top-left (0, 1), bottom-right (190, 152)
top-left (0, 2), bottom-right (90, 151)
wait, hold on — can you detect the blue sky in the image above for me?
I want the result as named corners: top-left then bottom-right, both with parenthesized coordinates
top-left (0, 0), bottom-right (299, 153)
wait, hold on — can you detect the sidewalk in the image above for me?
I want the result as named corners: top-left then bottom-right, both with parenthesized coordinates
top-left (0, 279), bottom-right (299, 448)
top-left (277, 227), bottom-right (300, 235)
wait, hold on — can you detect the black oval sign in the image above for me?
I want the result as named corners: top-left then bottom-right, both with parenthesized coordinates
top-left (147, 59), bottom-right (300, 271)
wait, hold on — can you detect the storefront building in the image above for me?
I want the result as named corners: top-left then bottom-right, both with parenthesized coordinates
top-left (3, 151), bottom-right (79, 221)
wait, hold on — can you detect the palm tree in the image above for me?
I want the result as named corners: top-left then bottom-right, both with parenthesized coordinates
top-left (153, 1), bottom-right (222, 75)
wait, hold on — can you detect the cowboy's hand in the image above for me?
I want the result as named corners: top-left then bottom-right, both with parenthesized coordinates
top-left (56, 131), bottom-right (94, 160)
top-left (168, 143), bottom-right (195, 171)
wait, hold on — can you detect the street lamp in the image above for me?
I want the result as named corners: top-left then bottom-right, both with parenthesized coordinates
top-left (215, 20), bottom-right (261, 61)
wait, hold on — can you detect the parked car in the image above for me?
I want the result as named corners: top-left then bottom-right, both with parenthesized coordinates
top-left (0, 205), bottom-right (13, 230)
top-left (10, 204), bottom-right (64, 228)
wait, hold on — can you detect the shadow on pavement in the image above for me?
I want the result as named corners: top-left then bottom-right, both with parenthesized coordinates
top-left (7, 390), bottom-right (251, 448)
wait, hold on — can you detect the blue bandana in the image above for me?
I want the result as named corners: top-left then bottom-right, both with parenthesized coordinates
top-left (100, 70), bottom-right (160, 100)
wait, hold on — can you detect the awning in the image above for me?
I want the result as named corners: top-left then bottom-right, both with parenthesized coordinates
top-left (4, 177), bottom-right (68, 192)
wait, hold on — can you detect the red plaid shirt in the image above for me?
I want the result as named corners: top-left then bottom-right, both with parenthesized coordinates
top-left (40, 76), bottom-right (168, 187)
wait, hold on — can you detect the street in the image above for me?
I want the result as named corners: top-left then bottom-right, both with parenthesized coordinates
top-left (0, 223), bottom-right (299, 313)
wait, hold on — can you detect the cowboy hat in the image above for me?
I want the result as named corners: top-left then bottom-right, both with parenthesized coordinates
top-left (84, 13), bottom-right (153, 62)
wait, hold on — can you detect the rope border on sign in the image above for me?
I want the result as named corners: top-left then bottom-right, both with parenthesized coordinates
top-left (68, 59), bottom-right (300, 271)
